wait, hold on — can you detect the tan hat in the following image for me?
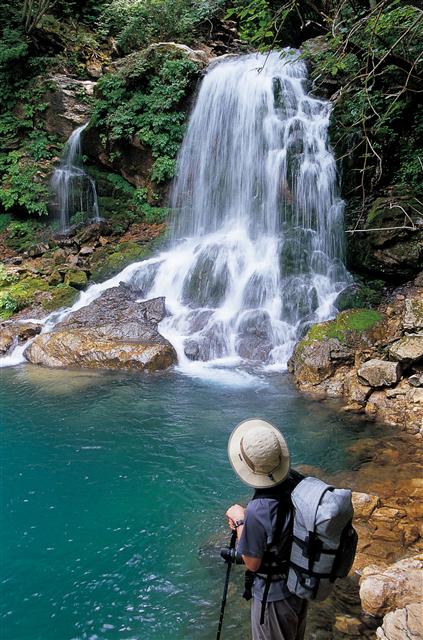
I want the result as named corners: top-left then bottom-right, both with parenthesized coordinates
top-left (228, 418), bottom-right (290, 488)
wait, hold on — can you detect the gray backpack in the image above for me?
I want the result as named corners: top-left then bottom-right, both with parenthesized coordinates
top-left (287, 476), bottom-right (358, 601)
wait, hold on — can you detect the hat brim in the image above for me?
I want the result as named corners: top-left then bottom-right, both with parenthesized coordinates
top-left (228, 418), bottom-right (290, 488)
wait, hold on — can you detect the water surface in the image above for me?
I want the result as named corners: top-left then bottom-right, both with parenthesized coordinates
top-left (1, 367), bottom-right (379, 640)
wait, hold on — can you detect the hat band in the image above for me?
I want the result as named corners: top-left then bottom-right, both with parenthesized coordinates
top-left (240, 439), bottom-right (282, 476)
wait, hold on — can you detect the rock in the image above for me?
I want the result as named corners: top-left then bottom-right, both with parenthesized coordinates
top-left (359, 554), bottom-right (423, 617)
top-left (334, 615), bottom-right (362, 636)
top-left (79, 246), bottom-right (94, 256)
top-left (76, 221), bottom-right (112, 244)
top-left (347, 195), bottom-right (423, 281)
top-left (389, 336), bottom-right (423, 364)
top-left (357, 359), bottom-right (402, 388)
top-left (43, 74), bottom-right (96, 140)
top-left (24, 285), bottom-right (176, 372)
top-left (376, 603), bottom-right (423, 640)
top-left (27, 242), bottom-right (49, 258)
top-left (352, 492), bottom-right (380, 519)
top-left (0, 321), bottom-right (42, 354)
top-left (408, 373), bottom-right (423, 387)
top-left (404, 298), bottom-right (423, 331)
top-left (63, 269), bottom-right (88, 290)
top-left (288, 338), bottom-right (353, 386)
top-left (184, 340), bottom-right (200, 360)
top-left (407, 388), bottom-right (423, 403)
top-left (86, 58), bottom-right (103, 78)
top-left (344, 370), bottom-right (373, 404)
top-left (47, 270), bottom-right (63, 286)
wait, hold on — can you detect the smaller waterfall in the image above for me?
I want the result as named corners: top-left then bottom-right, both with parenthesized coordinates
top-left (51, 124), bottom-right (100, 233)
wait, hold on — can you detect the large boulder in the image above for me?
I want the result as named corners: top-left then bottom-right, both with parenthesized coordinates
top-left (357, 359), bottom-right (401, 388)
top-left (376, 603), bottom-right (423, 640)
top-left (359, 554), bottom-right (423, 617)
top-left (389, 335), bottom-right (423, 364)
top-left (24, 285), bottom-right (176, 372)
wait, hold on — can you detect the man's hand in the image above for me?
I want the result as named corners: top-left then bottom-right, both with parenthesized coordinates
top-left (225, 504), bottom-right (245, 530)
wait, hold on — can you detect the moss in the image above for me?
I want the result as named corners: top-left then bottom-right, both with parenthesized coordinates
top-left (0, 276), bottom-right (49, 318)
top-left (41, 285), bottom-right (79, 311)
top-left (63, 269), bottom-right (88, 289)
top-left (91, 241), bottom-right (152, 282)
top-left (300, 309), bottom-right (383, 349)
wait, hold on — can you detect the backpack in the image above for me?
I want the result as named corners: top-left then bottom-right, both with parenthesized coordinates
top-left (244, 471), bottom-right (357, 620)
top-left (287, 476), bottom-right (358, 601)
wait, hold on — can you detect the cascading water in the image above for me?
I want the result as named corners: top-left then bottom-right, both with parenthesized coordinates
top-left (51, 123), bottom-right (100, 233)
top-left (2, 51), bottom-right (350, 378)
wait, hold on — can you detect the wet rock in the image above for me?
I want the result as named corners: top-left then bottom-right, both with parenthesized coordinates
top-left (25, 285), bottom-right (176, 372)
top-left (0, 321), bottom-right (42, 355)
top-left (43, 74), bottom-right (96, 140)
top-left (357, 360), bottom-right (401, 388)
top-left (389, 336), bottom-right (423, 365)
top-left (376, 602), bottom-right (423, 640)
top-left (184, 340), bottom-right (200, 360)
top-left (359, 554), bottom-right (423, 617)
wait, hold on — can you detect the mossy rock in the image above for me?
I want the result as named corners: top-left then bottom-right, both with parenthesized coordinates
top-left (0, 276), bottom-right (49, 319)
top-left (41, 285), bottom-right (79, 311)
top-left (298, 309), bottom-right (383, 351)
top-left (91, 241), bottom-right (152, 282)
top-left (64, 269), bottom-right (88, 289)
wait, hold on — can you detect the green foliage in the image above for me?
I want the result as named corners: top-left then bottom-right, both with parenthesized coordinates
top-left (91, 48), bottom-right (199, 189)
top-left (0, 214), bottom-right (13, 232)
top-left (226, 0), bottom-right (275, 47)
top-left (133, 188), bottom-right (169, 223)
top-left (5, 220), bottom-right (44, 251)
top-left (98, 0), bottom-right (224, 54)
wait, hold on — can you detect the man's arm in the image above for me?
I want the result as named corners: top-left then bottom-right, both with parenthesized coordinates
top-left (226, 504), bottom-right (263, 572)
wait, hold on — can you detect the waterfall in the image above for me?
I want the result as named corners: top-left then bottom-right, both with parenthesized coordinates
top-left (2, 52), bottom-right (350, 378)
top-left (51, 124), bottom-right (100, 233)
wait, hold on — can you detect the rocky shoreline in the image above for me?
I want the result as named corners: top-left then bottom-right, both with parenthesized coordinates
top-left (288, 275), bottom-right (423, 437)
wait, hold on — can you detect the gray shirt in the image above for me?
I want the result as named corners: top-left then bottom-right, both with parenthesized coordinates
top-left (237, 497), bottom-right (292, 602)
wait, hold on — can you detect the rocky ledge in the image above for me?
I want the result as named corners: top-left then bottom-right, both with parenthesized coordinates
top-left (24, 285), bottom-right (176, 372)
top-left (288, 274), bottom-right (423, 435)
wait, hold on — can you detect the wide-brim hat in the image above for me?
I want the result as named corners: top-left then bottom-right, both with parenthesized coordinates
top-left (228, 418), bottom-right (290, 488)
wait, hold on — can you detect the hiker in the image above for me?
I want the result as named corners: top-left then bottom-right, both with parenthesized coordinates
top-left (225, 418), bottom-right (308, 640)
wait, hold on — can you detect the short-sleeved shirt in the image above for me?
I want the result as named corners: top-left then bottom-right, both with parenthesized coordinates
top-left (237, 497), bottom-right (292, 602)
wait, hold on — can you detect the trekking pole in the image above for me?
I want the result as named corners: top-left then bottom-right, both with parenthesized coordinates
top-left (216, 529), bottom-right (237, 640)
